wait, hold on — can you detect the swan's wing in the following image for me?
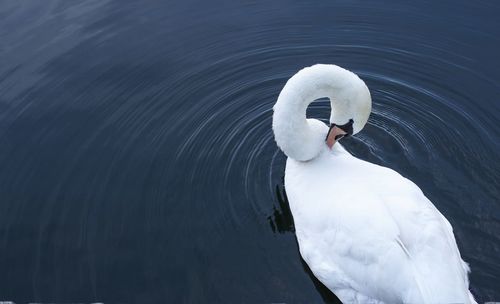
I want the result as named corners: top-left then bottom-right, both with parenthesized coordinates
top-left (286, 156), bottom-right (471, 303)
top-left (376, 185), bottom-right (471, 303)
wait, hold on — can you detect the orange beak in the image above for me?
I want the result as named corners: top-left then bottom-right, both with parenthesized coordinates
top-left (326, 125), bottom-right (347, 149)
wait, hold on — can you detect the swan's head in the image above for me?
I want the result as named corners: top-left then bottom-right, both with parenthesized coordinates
top-left (322, 65), bottom-right (371, 148)
top-left (325, 119), bottom-right (354, 149)
top-left (273, 64), bottom-right (372, 161)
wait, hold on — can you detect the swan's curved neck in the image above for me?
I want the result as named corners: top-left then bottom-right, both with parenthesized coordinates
top-left (272, 64), bottom-right (371, 161)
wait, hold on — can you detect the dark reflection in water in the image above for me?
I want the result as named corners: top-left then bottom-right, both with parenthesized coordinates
top-left (1, 0), bottom-right (499, 303)
top-left (268, 181), bottom-right (295, 234)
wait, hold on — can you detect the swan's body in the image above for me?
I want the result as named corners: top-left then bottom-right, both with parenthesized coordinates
top-left (272, 64), bottom-right (476, 303)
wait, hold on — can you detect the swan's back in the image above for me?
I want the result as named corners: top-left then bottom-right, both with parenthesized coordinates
top-left (285, 145), bottom-right (475, 303)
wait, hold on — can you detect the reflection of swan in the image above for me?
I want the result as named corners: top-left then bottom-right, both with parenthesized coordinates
top-left (272, 64), bottom-right (476, 304)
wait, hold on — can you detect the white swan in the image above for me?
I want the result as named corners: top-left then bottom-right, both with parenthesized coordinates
top-left (272, 64), bottom-right (477, 304)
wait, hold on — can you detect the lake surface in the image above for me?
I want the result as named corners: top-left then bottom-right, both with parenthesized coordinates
top-left (1, 0), bottom-right (499, 302)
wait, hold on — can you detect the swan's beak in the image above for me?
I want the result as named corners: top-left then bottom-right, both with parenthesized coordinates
top-left (326, 125), bottom-right (347, 149)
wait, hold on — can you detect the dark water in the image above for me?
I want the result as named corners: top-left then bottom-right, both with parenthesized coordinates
top-left (1, 0), bottom-right (499, 302)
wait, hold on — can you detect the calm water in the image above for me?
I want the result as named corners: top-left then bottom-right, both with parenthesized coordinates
top-left (1, 0), bottom-right (499, 302)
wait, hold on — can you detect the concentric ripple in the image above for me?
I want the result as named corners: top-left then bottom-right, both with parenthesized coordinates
top-left (0, 0), bottom-right (499, 302)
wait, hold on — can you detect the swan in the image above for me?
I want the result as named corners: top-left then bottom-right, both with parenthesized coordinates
top-left (272, 64), bottom-right (477, 304)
